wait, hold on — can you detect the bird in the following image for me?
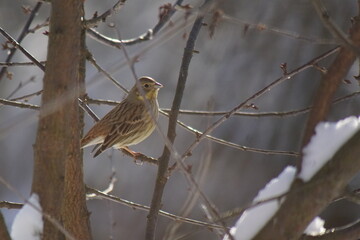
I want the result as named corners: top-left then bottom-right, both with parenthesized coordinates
top-left (81, 76), bottom-right (163, 157)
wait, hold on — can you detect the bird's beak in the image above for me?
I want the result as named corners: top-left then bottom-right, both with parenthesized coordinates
top-left (155, 82), bottom-right (163, 88)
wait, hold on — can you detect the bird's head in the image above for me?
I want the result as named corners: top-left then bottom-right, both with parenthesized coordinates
top-left (131, 76), bottom-right (163, 101)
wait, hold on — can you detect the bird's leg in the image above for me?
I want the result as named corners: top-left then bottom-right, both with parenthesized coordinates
top-left (121, 146), bottom-right (141, 158)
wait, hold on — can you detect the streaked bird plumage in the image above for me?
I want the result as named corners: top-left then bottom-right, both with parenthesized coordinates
top-left (81, 76), bottom-right (162, 157)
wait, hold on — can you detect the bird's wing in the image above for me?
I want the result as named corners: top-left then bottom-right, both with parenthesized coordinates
top-left (93, 113), bottom-right (146, 157)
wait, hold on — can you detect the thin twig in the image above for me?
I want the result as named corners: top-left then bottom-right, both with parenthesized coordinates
top-left (0, 96), bottom-right (300, 157)
top-left (27, 18), bottom-right (49, 34)
top-left (0, 27), bottom-right (45, 72)
top-left (86, 186), bottom-right (225, 230)
top-left (176, 46), bottom-right (340, 167)
top-left (0, 201), bottom-right (23, 209)
top-left (86, 0), bottom-right (184, 48)
top-left (5, 77), bottom-right (35, 99)
top-left (0, 98), bottom-right (40, 110)
top-left (164, 112), bottom-right (214, 239)
top-left (160, 110), bottom-right (300, 157)
top-left (0, 61), bottom-right (46, 66)
top-left (87, 89), bottom-right (360, 119)
top-left (85, 49), bottom-right (128, 92)
top-left (10, 89), bottom-right (43, 101)
top-left (222, 13), bottom-right (337, 45)
top-left (311, 0), bottom-right (360, 55)
top-left (0, 96), bottom-right (299, 157)
top-left (84, 0), bottom-right (127, 28)
top-left (0, 2), bottom-right (43, 81)
top-left (86, 11), bottom-right (197, 86)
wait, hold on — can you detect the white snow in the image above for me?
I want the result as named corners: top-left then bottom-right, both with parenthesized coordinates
top-left (225, 166), bottom-right (296, 240)
top-left (299, 116), bottom-right (360, 182)
top-left (304, 216), bottom-right (326, 236)
top-left (11, 193), bottom-right (43, 240)
top-left (225, 117), bottom-right (360, 239)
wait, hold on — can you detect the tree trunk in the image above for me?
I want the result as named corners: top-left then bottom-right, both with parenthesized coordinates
top-left (32, 0), bottom-right (92, 239)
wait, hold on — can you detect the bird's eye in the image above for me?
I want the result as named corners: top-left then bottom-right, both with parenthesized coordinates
top-left (143, 83), bottom-right (150, 88)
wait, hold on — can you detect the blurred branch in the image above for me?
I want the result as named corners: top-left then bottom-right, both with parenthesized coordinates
top-left (0, 2), bottom-right (43, 81)
top-left (10, 89), bottom-right (43, 101)
top-left (84, 0), bottom-right (127, 28)
top-left (0, 201), bottom-right (23, 209)
top-left (0, 27), bottom-right (45, 72)
top-left (5, 77), bottom-right (35, 99)
top-left (85, 49), bottom-right (128, 92)
top-left (164, 111), bottom-right (214, 239)
top-left (301, 16), bottom-right (360, 171)
top-left (86, 0), bottom-right (184, 48)
top-left (312, 0), bottom-right (360, 54)
top-left (222, 13), bottom-right (337, 45)
top-left (86, 186), bottom-right (225, 230)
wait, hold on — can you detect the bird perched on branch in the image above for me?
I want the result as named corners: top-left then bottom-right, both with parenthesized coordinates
top-left (81, 76), bottom-right (163, 157)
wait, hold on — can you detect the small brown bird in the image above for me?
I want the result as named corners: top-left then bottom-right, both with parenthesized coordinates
top-left (81, 76), bottom-right (163, 157)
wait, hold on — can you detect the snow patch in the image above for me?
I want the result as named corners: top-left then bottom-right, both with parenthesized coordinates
top-left (11, 193), bottom-right (43, 240)
top-left (225, 166), bottom-right (296, 240)
top-left (300, 116), bottom-right (360, 181)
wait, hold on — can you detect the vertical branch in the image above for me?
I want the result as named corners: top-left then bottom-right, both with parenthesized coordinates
top-left (300, 14), bottom-right (360, 171)
top-left (31, 0), bottom-right (91, 239)
top-left (145, 15), bottom-right (205, 240)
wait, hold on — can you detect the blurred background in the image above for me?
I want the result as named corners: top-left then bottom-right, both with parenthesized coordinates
top-left (1, 0), bottom-right (360, 239)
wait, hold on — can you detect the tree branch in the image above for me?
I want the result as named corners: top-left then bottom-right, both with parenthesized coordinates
top-left (176, 46), bottom-right (340, 168)
top-left (0, 2), bottom-right (43, 81)
top-left (300, 220), bottom-right (360, 240)
top-left (145, 10), bottom-right (204, 240)
top-left (311, 0), bottom-right (360, 54)
top-left (0, 98), bottom-right (40, 110)
top-left (300, 16), bottom-right (360, 171)
top-left (86, 186), bottom-right (224, 230)
top-left (86, 0), bottom-right (184, 48)
top-left (0, 27), bottom-right (45, 72)
top-left (84, 0), bottom-right (127, 28)
top-left (0, 201), bottom-right (23, 209)
top-left (254, 129), bottom-right (360, 240)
